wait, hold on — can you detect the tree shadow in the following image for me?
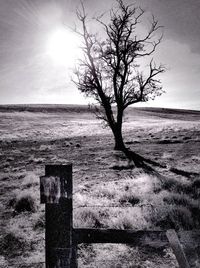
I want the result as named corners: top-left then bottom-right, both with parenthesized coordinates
top-left (114, 147), bottom-right (167, 177)
top-left (118, 148), bottom-right (199, 182)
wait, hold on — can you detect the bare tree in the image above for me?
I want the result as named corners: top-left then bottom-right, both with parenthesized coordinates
top-left (73, 0), bottom-right (165, 166)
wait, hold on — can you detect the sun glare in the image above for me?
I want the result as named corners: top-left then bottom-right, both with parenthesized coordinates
top-left (46, 28), bottom-right (81, 67)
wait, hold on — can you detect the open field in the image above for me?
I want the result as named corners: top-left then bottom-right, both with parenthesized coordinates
top-left (0, 105), bottom-right (200, 267)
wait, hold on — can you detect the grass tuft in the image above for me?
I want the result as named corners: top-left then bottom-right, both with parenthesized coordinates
top-left (75, 208), bottom-right (103, 228)
top-left (192, 178), bottom-right (200, 198)
top-left (162, 178), bottom-right (192, 195)
top-left (0, 233), bottom-right (27, 257)
top-left (119, 192), bottom-right (140, 206)
top-left (14, 194), bottom-right (36, 213)
top-left (22, 172), bottom-right (39, 188)
top-left (154, 206), bottom-right (194, 230)
top-left (34, 214), bottom-right (45, 230)
top-left (163, 193), bottom-right (191, 207)
top-left (111, 214), bottom-right (135, 229)
top-left (192, 178), bottom-right (200, 188)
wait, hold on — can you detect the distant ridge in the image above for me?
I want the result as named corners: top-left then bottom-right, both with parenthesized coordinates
top-left (0, 104), bottom-right (90, 113)
top-left (0, 104), bottom-right (199, 115)
top-left (130, 107), bottom-right (200, 115)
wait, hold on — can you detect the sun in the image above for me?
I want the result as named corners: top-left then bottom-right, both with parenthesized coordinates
top-left (46, 28), bottom-right (81, 67)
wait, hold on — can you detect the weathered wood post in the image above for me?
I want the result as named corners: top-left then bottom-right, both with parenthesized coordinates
top-left (40, 164), bottom-right (77, 268)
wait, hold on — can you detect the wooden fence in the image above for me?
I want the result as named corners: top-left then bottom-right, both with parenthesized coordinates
top-left (40, 164), bottom-right (194, 268)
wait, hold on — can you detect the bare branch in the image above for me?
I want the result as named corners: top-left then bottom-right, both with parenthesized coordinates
top-left (72, 0), bottom-right (165, 145)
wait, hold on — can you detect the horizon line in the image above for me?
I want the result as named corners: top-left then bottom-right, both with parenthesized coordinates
top-left (0, 103), bottom-right (199, 112)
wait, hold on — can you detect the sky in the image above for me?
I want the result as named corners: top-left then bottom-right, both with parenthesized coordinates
top-left (0, 0), bottom-right (200, 110)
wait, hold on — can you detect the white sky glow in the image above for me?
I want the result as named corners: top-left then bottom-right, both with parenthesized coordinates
top-left (46, 28), bottom-right (82, 67)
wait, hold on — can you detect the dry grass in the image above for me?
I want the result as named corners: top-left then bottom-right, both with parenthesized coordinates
top-left (0, 106), bottom-right (200, 267)
top-left (78, 243), bottom-right (178, 268)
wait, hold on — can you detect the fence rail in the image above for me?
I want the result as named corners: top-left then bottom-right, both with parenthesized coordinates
top-left (74, 229), bottom-right (167, 245)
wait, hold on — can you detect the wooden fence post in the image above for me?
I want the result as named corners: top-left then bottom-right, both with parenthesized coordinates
top-left (166, 229), bottom-right (190, 268)
top-left (40, 164), bottom-right (77, 268)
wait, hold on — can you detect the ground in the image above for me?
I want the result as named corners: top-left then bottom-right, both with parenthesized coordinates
top-left (0, 105), bottom-right (200, 267)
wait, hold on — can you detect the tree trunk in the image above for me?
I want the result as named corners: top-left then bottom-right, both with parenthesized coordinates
top-left (113, 125), bottom-right (126, 151)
